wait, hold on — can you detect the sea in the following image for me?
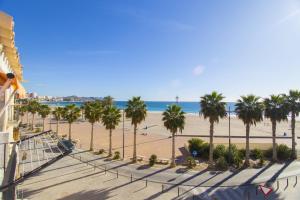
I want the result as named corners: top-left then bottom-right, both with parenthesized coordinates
top-left (42, 101), bottom-right (237, 114)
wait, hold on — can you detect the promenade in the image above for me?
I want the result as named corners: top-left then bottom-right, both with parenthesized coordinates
top-left (18, 148), bottom-right (300, 199)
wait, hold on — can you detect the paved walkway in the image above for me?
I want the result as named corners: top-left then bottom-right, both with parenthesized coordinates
top-left (17, 148), bottom-right (300, 199)
top-left (18, 156), bottom-right (181, 199)
top-left (71, 149), bottom-right (300, 187)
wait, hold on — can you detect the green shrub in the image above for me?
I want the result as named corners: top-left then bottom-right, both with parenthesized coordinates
top-left (264, 147), bottom-right (273, 159)
top-left (251, 148), bottom-right (263, 160)
top-left (224, 145), bottom-right (243, 168)
top-left (259, 156), bottom-right (265, 166)
top-left (213, 145), bottom-right (226, 160)
top-left (187, 138), bottom-right (210, 160)
top-left (113, 151), bottom-right (120, 160)
top-left (233, 153), bottom-right (243, 168)
top-left (186, 156), bottom-right (197, 169)
top-left (188, 138), bottom-right (204, 154)
top-left (35, 128), bottom-right (41, 133)
top-left (200, 143), bottom-right (209, 160)
top-left (94, 149), bottom-right (105, 155)
top-left (216, 157), bottom-right (228, 170)
top-left (238, 149), bottom-right (246, 159)
top-left (149, 154), bottom-right (157, 166)
top-left (277, 144), bottom-right (291, 161)
top-left (225, 144), bottom-right (237, 164)
top-left (99, 149), bottom-right (105, 154)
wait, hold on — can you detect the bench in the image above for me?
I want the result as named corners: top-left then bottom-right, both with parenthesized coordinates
top-left (158, 158), bottom-right (169, 165)
top-left (130, 155), bottom-right (145, 162)
top-left (137, 155), bottom-right (145, 161)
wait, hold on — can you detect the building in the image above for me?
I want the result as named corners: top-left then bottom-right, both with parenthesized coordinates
top-left (27, 92), bottom-right (37, 99)
top-left (0, 11), bottom-right (26, 199)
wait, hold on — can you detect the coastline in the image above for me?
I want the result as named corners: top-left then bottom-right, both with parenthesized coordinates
top-left (42, 101), bottom-right (300, 121)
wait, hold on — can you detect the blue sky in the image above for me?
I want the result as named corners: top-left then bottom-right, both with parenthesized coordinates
top-left (1, 0), bottom-right (300, 101)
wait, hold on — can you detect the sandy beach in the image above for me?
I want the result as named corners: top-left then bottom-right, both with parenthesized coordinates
top-left (27, 112), bottom-right (300, 160)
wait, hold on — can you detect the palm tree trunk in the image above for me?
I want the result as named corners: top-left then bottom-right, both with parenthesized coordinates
top-left (245, 123), bottom-right (250, 166)
top-left (90, 123), bottom-right (94, 151)
top-left (56, 120), bottom-right (59, 134)
top-left (49, 115), bottom-right (52, 130)
top-left (31, 114), bottom-right (35, 130)
top-left (272, 120), bottom-right (277, 162)
top-left (42, 118), bottom-right (45, 132)
top-left (209, 121), bottom-right (214, 166)
top-left (291, 112), bottom-right (296, 159)
top-left (109, 129), bottom-right (112, 157)
top-left (170, 132), bottom-right (176, 167)
top-left (133, 124), bottom-right (137, 162)
top-left (68, 123), bottom-right (72, 141)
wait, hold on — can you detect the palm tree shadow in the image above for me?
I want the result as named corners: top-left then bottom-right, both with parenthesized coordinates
top-left (205, 185), bottom-right (283, 200)
top-left (144, 168), bottom-right (209, 200)
top-left (265, 160), bottom-right (293, 187)
top-left (167, 167), bottom-right (189, 182)
top-left (90, 166), bottom-right (171, 196)
top-left (195, 169), bottom-right (243, 198)
top-left (242, 162), bottom-right (274, 186)
top-left (137, 164), bottom-right (151, 170)
top-left (175, 147), bottom-right (190, 164)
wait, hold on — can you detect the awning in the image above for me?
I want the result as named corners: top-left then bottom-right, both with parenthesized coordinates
top-left (0, 72), bottom-right (26, 98)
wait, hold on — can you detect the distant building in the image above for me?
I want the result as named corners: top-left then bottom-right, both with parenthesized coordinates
top-left (28, 92), bottom-right (37, 99)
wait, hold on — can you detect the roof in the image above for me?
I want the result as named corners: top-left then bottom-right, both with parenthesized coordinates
top-left (0, 11), bottom-right (23, 81)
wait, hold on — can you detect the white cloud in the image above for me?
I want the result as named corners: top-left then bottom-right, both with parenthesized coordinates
top-left (277, 9), bottom-right (300, 25)
top-left (193, 65), bottom-right (205, 76)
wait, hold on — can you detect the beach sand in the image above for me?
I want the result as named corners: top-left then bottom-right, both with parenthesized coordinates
top-left (28, 112), bottom-right (300, 161)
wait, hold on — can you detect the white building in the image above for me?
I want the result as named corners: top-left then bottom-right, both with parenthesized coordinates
top-left (0, 11), bottom-right (26, 199)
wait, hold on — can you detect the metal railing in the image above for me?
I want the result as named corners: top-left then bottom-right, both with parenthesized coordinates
top-left (68, 151), bottom-right (300, 199)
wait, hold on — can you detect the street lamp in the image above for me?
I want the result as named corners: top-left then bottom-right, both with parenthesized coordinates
top-left (122, 108), bottom-right (125, 159)
top-left (228, 106), bottom-right (232, 162)
top-left (176, 96), bottom-right (179, 104)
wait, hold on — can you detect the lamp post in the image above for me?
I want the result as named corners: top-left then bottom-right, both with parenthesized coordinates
top-left (228, 106), bottom-right (232, 162)
top-left (122, 108), bottom-right (125, 159)
top-left (176, 96), bottom-right (179, 104)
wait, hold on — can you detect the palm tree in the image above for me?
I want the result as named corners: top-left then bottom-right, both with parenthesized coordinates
top-left (235, 95), bottom-right (264, 166)
top-left (125, 96), bottom-right (147, 162)
top-left (27, 100), bottom-right (40, 130)
top-left (63, 104), bottom-right (81, 141)
top-left (102, 96), bottom-right (114, 107)
top-left (52, 107), bottom-right (64, 134)
top-left (84, 101), bottom-right (102, 151)
top-left (162, 104), bottom-right (185, 167)
top-left (200, 91), bottom-right (227, 165)
top-left (26, 105), bottom-right (30, 125)
top-left (284, 90), bottom-right (300, 159)
top-left (18, 105), bottom-right (27, 124)
top-left (264, 95), bottom-right (288, 162)
top-left (80, 104), bottom-right (85, 120)
top-left (17, 99), bottom-right (29, 124)
top-left (38, 104), bottom-right (51, 131)
top-left (101, 105), bottom-right (121, 156)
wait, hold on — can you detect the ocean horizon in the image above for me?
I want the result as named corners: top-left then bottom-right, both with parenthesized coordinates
top-left (42, 101), bottom-right (237, 114)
